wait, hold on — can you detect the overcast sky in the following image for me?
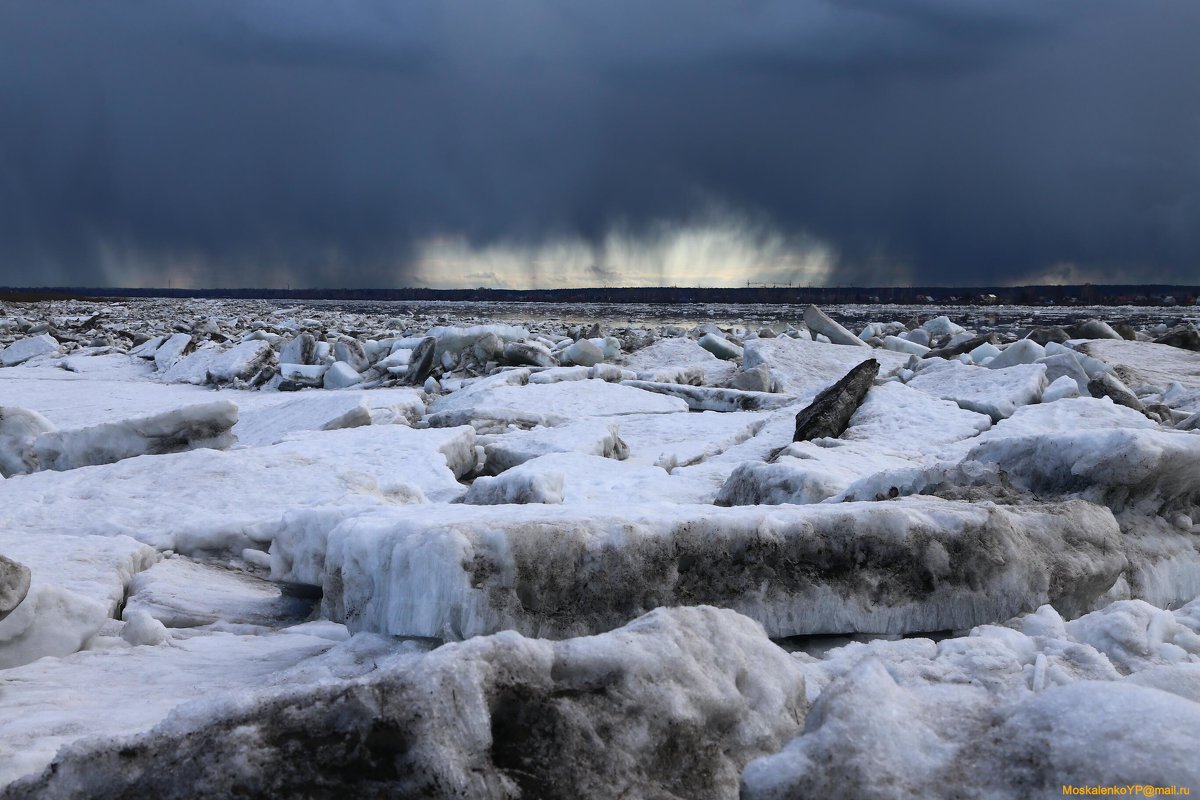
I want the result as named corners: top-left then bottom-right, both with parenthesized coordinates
top-left (1, 1), bottom-right (1197, 289)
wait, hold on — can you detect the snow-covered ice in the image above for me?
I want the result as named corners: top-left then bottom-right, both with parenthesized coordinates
top-left (475, 418), bottom-right (627, 475)
top-left (0, 425), bottom-right (476, 553)
top-left (25, 401), bottom-right (238, 474)
top-left (620, 335), bottom-right (737, 385)
top-left (743, 597), bottom-right (1200, 800)
top-left (465, 452), bottom-right (715, 505)
top-left (5, 607), bottom-right (804, 800)
top-left (619, 379), bottom-right (796, 412)
top-left (270, 496), bottom-right (1123, 640)
top-left (427, 375), bottom-right (687, 430)
top-left (907, 359), bottom-right (1047, 420)
top-left (0, 333), bottom-right (60, 367)
top-left (123, 556), bottom-right (314, 628)
top-left (0, 626), bottom-right (346, 784)
top-left (743, 337), bottom-right (908, 396)
top-left (1081, 339), bottom-right (1200, 392)
top-left (716, 383), bottom-right (991, 506)
top-left (231, 393), bottom-right (371, 446)
top-left (3, 298), bottom-right (1200, 798)
top-left (840, 381), bottom-right (993, 451)
top-left (616, 410), bottom-right (766, 470)
top-left (0, 531), bottom-right (156, 667)
top-left (152, 332), bottom-right (193, 371)
top-left (717, 440), bottom-right (914, 506)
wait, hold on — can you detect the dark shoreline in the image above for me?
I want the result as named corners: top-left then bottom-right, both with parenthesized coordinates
top-left (2, 284), bottom-right (1198, 306)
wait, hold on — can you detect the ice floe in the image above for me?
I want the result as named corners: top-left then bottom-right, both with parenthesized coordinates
top-left (270, 497), bottom-right (1122, 640)
top-left (3, 298), bottom-right (1200, 798)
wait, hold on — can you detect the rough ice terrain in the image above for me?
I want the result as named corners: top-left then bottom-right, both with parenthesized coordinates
top-left (1, 297), bottom-right (1199, 798)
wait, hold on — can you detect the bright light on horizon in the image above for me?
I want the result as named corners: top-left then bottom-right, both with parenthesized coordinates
top-left (407, 216), bottom-right (838, 290)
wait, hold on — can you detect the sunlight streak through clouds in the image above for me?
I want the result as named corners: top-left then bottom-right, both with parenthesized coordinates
top-left (409, 217), bottom-right (837, 289)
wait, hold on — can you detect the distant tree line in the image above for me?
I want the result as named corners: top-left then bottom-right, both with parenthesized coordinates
top-left (0, 284), bottom-right (1196, 306)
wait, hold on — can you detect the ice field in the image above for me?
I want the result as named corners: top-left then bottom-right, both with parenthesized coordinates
top-left (1, 297), bottom-right (1199, 798)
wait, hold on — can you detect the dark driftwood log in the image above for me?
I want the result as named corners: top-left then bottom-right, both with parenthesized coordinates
top-left (792, 359), bottom-right (880, 443)
top-left (404, 336), bottom-right (438, 385)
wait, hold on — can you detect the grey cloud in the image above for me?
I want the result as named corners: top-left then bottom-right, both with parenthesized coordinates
top-left (0, 1), bottom-right (1196, 288)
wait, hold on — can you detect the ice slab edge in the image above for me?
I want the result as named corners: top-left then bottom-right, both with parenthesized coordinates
top-left (271, 497), bottom-right (1125, 640)
top-left (5, 607), bottom-right (806, 800)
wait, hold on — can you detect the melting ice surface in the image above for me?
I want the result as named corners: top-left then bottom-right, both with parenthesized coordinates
top-left (1, 298), bottom-right (1199, 798)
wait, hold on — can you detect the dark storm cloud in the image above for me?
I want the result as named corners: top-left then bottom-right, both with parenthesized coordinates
top-left (0, 1), bottom-right (1196, 287)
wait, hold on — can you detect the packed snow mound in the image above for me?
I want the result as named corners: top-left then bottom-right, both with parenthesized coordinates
top-left (0, 334), bottom-right (60, 367)
top-left (0, 406), bottom-right (57, 477)
top-left (741, 596), bottom-right (1200, 799)
top-left (965, 426), bottom-right (1200, 514)
top-left (743, 338), bottom-right (907, 397)
top-left (270, 497), bottom-right (1124, 640)
top-left (119, 609), bottom-right (170, 647)
top-left (827, 394), bottom-right (1181, 505)
top-left (1080, 338), bottom-right (1200, 392)
top-left (672, 407), bottom-right (845, 493)
top-left (0, 425), bottom-right (476, 554)
top-left (427, 377), bottom-right (687, 431)
top-left (152, 332), bottom-right (192, 371)
top-left (205, 340), bottom-right (276, 385)
top-left (0, 532), bottom-right (157, 668)
top-left (6, 607), bottom-right (807, 800)
top-left (741, 660), bottom-right (1200, 800)
top-left (618, 410), bottom-right (766, 471)
top-left (0, 625), bottom-right (348, 786)
top-left (463, 464), bottom-right (566, 504)
top-left (27, 401), bottom-right (238, 474)
top-left (465, 452), bottom-right (715, 505)
top-left (790, 597), bottom-right (1200, 705)
top-left (716, 382), bottom-right (991, 507)
top-left (476, 418), bottom-right (627, 475)
top-left (717, 441), bottom-right (918, 506)
top-left (1063, 597), bottom-right (1200, 674)
top-left (157, 342), bottom-right (224, 385)
top-left (124, 557), bottom-right (314, 629)
top-left (907, 359), bottom-right (1047, 421)
top-left (619, 380), bottom-right (796, 412)
top-left (526, 365), bottom-right (590, 383)
top-left (427, 323), bottom-right (529, 358)
top-left (0, 370), bottom-right (218, 430)
top-left (621, 336), bottom-right (736, 385)
top-left (840, 381), bottom-right (992, 452)
top-left (232, 394), bottom-right (371, 447)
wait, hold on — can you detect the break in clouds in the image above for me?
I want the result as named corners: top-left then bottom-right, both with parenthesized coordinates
top-left (0, 1), bottom-right (1198, 289)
